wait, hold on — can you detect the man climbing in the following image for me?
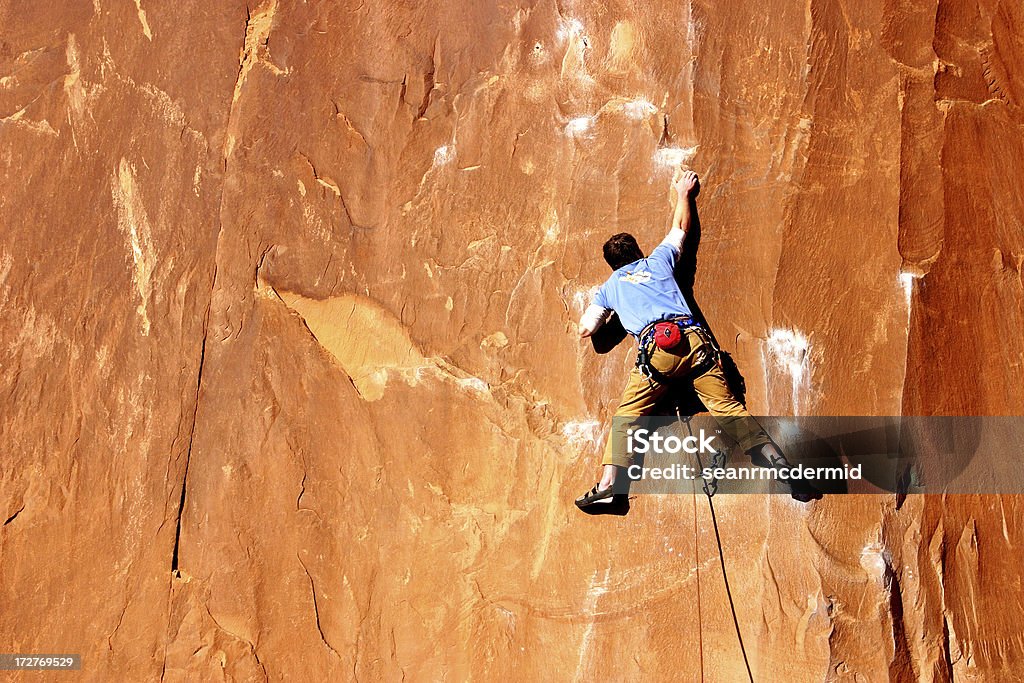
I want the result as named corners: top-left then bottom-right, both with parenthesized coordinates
top-left (575, 169), bottom-right (821, 508)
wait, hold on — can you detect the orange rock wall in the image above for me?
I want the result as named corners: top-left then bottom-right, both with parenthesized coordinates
top-left (2, 0), bottom-right (1023, 680)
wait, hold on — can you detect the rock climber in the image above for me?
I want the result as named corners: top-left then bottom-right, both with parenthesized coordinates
top-left (575, 169), bottom-right (821, 508)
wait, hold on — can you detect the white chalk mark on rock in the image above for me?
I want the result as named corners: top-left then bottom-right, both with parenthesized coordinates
top-left (433, 144), bottom-right (455, 166)
top-left (564, 116), bottom-right (593, 138)
top-left (557, 18), bottom-right (585, 42)
top-left (898, 269), bottom-right (922, 310)
top-left (654, 146), bottom-right (699, 168)
top-left (620, 97), bottom-right (657, 120)
top-left (571, 286), bottom-right (600, 313)
top-left (764, 328), bottom-right (811, 415)
top-left (860, 541), bottom-right (888, 584)
top-left (457, 376), bottom-right (490, 394)
top-left (574, 567), bottom-right (611, 683)
top-left (562, 420), bottom-right (601, 448)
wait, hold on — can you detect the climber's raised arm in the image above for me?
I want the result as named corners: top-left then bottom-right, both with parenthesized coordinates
top-left (661, 169), bottom-right (700, 258)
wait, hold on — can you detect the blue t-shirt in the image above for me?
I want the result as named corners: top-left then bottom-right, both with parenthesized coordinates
top-left (593, 243), bottom-right (692, 336)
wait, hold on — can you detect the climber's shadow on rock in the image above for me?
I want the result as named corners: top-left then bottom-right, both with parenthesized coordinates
top-left (673, 196), bottom-right (750, 403)
top-left (589, 314), bottom-right (628, 354)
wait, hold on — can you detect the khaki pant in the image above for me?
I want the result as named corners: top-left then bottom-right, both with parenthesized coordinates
top-left (602, 328), bottom-right (772, 467)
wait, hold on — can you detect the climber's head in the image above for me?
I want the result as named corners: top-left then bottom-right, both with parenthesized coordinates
top-left (603, 233), bottom-right (644, 271)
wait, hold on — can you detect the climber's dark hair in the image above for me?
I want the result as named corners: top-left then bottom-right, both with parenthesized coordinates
top-left (603, 233), bottom-right (644, 270)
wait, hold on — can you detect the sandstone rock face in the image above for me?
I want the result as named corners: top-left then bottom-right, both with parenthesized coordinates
top-left (2, 0), bottom-right (1022, 680)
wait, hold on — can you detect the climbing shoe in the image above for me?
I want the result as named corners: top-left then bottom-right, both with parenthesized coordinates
top-left (575, 484), bottom-right (614, 509)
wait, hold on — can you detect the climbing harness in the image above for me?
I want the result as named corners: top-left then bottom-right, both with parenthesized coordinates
top-left (635, 316), bottom-right (720, 387)
top-left (676, 409), bottom-right (755, 683)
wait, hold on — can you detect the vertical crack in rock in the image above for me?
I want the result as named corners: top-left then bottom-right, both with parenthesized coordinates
top-left (884, 557), bottom-right (915, 680)
top-left (106, 600), bottom-right (130, 652)
top-left (941, 612), bottom-right (957, 678)
top-left (171, 324), bottom-right (208, 575)
top-left (297, 555), bottom-right (343, 659)
top-left (167, 0), bottom-right (278, 577)
top-left (296, 470), bottom-right (307, 509)
top-left (415, 36), bottom-right (439, 119)
top-left (225, 0), bottom-right (280, 162)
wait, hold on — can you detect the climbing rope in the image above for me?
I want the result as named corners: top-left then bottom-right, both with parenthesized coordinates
top-left (690, 468), bottom-right (705, 683)
top-left (677, 408), bottom-right (755, 683)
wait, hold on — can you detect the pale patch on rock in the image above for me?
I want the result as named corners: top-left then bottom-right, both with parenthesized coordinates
top-left (405, 143), bottom-right (456, 211)
top-left (481, 331), bottom-right (508, 349)
top-left (315, 176), bottom-right (341, 196)
top-left (542, 208), bottom-right (560, 244)
top-left (279, 291), bottom-right (428, 401)
top-left (467, 235), bottom-right (496, 251)
top-left (134, 0), bottom-right (153, 40)
top-left (687, 14), bottom-right (706, 46)
top-left (13, 305), bottom-right (60, 359)
top-left (279, 291), bottom-right (494, 402)
top-left (528, 41), bottom-right (549, 67)
top-left (1, 107), bottom-right (58, 137)
top-left (111, 158), bottom-right (156, 336)
top-left (0, 250), bottom-right (12, 287)
top-left (64, 35), bottom-right (86, 121)
top-left (607, 21), bottom-right (638, 72)
top-left (558, 19), bottom-right (592, 84)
